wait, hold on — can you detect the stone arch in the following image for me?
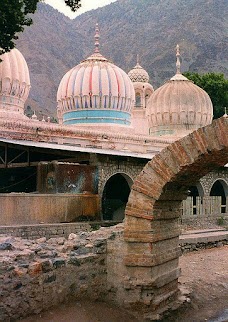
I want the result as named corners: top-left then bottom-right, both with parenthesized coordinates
top-left (210, 179), bottom-right (228, 213)
top-left (123, 117), bottom-right (228, 320)
top-left (102, 172), bottom-right (133, 221)
top-left (98, 163), bottom-right (140, 196)
top-left (188, 181), bottom-right (204, 197)
top-left (210, 178), bottom-right (228, 196)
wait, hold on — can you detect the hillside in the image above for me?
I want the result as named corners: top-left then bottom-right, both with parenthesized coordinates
top-left (16, 0), bottom-right (228, 118)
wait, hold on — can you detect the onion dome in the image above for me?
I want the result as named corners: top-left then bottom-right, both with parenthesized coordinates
top-left (57, 24), bottom-right (135, 126)
top-left (128, 55), bottom-right (150, 83)
top-left (147, 45), bottom-right (213, 136)
top-left (0, 48), bottom-right (30, 119)
top-left (128, 55), bottom-right (154, 110)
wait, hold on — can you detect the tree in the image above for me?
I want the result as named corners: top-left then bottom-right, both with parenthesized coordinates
top-left (0, 0), bottom-right (81, 56)
top-left (183, 72), bottom-right (228, 119)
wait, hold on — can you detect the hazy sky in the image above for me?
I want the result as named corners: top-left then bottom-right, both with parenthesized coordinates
top-left (44, 0), bottom-right (117, 19)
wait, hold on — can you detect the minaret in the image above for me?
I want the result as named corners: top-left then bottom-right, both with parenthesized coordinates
top-left (128, 55), bottom-right (154, 135)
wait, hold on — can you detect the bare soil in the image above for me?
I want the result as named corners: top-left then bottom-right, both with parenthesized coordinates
top-left (20, 246), bottom-right (228, 322)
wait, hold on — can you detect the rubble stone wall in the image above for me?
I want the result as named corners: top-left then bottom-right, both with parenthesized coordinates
top-left (0, 224), bottom-right (227, 321)
top-left (0, 225), bottom-right (124, 321)
top-left (0, 223), bottom-right (91, 240)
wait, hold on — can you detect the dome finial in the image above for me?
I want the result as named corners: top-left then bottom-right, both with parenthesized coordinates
top-left (176, 44), bottom-right (181, 74)
top-left (136, 54), bottom-right (139, 65)
top-left (94, 23), bottom-right (100, 54)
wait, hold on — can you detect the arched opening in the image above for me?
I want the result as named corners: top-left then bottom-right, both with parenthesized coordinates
top-left (187, 183), bottom-right (204, 215)
top-left (210, 180), bottom-right (227, 213)
top-left (135, 93), bottom-right (141, 108)
top-left (123, 118), bottom-right (228, 320)
top-left (102, 173), bottom-right (133, 221)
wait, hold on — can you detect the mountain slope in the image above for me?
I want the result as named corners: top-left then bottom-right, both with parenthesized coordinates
top-left (16, 0), bottom-right (228, 118)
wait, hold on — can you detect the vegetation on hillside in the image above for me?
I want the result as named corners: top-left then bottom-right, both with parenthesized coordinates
top-left (3, 0), bottom-right (228, 117)
top-left (0, 0), bottom-right (81, 56)
top-left (183, 72), bottom-right (228, 119)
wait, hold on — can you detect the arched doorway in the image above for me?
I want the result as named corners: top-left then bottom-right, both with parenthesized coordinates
top-left (102, 173), bottom-right (133, 221)
top-left (210, 180), bottom-right (227, 213)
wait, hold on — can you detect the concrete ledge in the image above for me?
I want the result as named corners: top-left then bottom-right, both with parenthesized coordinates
top-left (179, 229), bottom-right (228, 252)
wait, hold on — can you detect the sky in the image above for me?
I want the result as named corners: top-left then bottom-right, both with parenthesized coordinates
top-left (44, 0), bottom-right (117, 19)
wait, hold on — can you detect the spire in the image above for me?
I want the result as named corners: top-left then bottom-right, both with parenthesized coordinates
top-left (94, 23), bottom-right (100, 54)
top-left (82, 23), bottom-right (108, 62)
top-left (176, 44), bottom-right (181, 74)
top-left (136, 54), bottom-right (139, 64)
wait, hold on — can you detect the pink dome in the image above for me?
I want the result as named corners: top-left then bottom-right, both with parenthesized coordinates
top-left (0, 48), bottom-right (30, 118)
top-left (147, 45), bottom-right (213, 135)
top-left (57, 25), bottom-right (135, 126)
top-left (148, 77), bottom-right (213, 132)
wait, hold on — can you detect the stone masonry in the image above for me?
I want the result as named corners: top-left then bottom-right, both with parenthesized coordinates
top-left (0, 118), bottom-right (227, 321)
top-left (0, 225), bottom-right (122, 321)
top-left (123, 117), bottom-right (228, 320)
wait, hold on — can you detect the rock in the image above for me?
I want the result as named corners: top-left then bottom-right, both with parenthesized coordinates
top-left (0, 242), bottom-right (14, 250)
top-left (28, 262), bottom-right (42, 276)
top-left (52, 258), bottom-right (66, 269)
top-left (35, 237), bottom-right (47, 243)
top-left (41, 259), bottom-right (53, 272)
top-left (68, 233), bottom-right (78, 240)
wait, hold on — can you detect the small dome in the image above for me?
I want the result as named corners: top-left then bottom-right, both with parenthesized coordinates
top-left (128, 62), bottom-right (150, 83)
top-left (147, 45), bottom-right (213, 136)
top-left (57, 25), bottom-right (135, 127)
top-left (0, 48), bottom-right (30, 119)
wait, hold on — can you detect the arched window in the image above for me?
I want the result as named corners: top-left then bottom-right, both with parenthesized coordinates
top-left (210, 180), bottom-right (227, 213)
top-left (135, 93), bottom-right (141, 108)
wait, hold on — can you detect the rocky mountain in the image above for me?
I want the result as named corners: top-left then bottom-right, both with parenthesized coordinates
top-left (16, 0), bottom-right (228, 118)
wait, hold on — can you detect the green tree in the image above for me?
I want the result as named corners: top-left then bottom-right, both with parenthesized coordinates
top-left (0, 0), bottom-right (81, 56)
top-left (183, 72), bottom-right (228, 119)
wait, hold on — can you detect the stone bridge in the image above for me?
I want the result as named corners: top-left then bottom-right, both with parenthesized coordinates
top-left (119, 116), bottom-right (228, 319)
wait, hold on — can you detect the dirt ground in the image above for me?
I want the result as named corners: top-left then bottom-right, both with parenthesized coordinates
top-left (20, 246), bottom-right (228, 322)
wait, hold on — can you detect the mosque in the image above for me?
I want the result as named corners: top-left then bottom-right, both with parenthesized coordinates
top-left (0, 25), bottom-right (227, 227)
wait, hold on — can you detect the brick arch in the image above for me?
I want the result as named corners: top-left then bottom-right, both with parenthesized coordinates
top-left (210, 178), bottom-right (228, 196)
top-left (98, 164), bottom-right (139, 196)
top-left (123, 117), bottom-right (228, 320)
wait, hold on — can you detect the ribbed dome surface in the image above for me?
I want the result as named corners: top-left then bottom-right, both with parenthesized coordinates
top-left (128, 63), bottom-right (150, 83)
top-left (147, 74), bottom-right (213, 134)
top-left (57, 53), bottom-right (135, 126)
top-left (0, 48), bottom-right (30, 118)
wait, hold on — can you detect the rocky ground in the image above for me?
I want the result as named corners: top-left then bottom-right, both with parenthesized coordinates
top-left (19, 245), bottom-right (228, 322)
top-left (162, 245), bottom-right (228, 322)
